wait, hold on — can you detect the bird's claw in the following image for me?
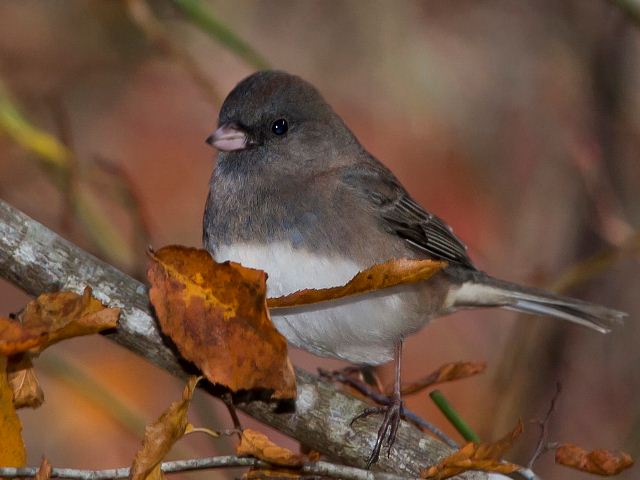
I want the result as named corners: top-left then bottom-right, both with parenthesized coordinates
top-left (350, 406), bottom-right (383, 426)
top-left (351, 397), bottom-right (403, 468)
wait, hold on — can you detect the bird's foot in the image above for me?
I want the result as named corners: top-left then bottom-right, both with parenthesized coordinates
top-left (351, 395), bottom-right (403, 468)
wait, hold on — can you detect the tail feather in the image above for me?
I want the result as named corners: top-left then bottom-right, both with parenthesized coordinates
top-left (452, 275), bottom-right (626, 333)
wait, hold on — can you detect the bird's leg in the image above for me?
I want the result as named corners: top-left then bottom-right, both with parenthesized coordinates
top-left (351, 341), bottom-right (403, 468)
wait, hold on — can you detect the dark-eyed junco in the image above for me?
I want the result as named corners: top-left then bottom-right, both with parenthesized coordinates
top-left (203, 70), bottom-right (625, 465)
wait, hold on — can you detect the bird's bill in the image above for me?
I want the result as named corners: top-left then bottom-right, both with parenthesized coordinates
top-left (206, 124), bottom-right (247, 152)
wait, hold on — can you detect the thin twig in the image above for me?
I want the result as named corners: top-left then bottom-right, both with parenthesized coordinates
top-left (0, 456), bottom-right (418, 480)
top-left (527, 383), bottom-right (562, 469)
top-left (221, 392), bottom-right (243, 437)
top-left (398, 362), bottom-right (487, 397)
top-left (319, 368), bottom-right (458, 449)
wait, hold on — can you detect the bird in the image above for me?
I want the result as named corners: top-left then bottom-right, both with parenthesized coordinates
top-left (202, 70), bottom-right (626, 466)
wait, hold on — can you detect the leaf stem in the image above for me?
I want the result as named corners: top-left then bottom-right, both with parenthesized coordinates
top-left (429, 389), bottom-right (480, 443)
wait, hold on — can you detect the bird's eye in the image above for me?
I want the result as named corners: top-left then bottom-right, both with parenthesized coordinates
top-left (271, 118), bottom-right (288, 135)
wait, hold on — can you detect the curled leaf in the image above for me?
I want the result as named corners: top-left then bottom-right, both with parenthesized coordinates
top-left (0, 287), bottom-right (119, 356)
top-left (421, 421), bottom-right (523, 479)
top-left (130, 376), bottom-right (200, 480)
top-left (267, 258), bottom-right (447, 309)
top-left (555, 443), bottom-right (633, 476)
top-left (7, 354), bottom-right (44, 409)
top-left (237, 428), bottom-right (304, 467)
top-left (401, 361), bottom-right (486, 395)
top-left (147, 246), bottom-right (295, 399)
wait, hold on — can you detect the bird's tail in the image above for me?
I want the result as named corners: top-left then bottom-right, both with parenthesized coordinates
top-left (451, 274), bottom-right (626, 333)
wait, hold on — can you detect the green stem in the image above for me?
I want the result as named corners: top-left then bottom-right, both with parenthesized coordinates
top-left (429, 389), bottom-right (480, 443)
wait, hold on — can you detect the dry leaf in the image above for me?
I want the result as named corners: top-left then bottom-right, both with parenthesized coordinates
top-left (129, 376), bottom-right (200, 480)
top-left (0, 287), bottom-right (119, 356)
top-left (237, 428), bottom-right (304, 467)
top-left (555, 443), bottom-right (633, 476)
top-left (267, 258), bottom-right (447, 309)
top-left (35, 457), bottom-right (53, 480)
top-left (401, 361), bottom-right (486, 395)
top-left (475, 419), bottom-right (523, 460)
top-left (147, 246), bottom-right (295, 399)
top-left (7, 354), bottom-right (44, 409)
top-left (0, 316), bottom-right (42, 354)
top-left (0, 356), bottom-right (27, 467)
top-left (421, 421), bottom-right (523, 479)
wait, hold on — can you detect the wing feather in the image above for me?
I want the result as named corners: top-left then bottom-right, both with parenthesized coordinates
top-left (341, 163), bottom-right (475, 268)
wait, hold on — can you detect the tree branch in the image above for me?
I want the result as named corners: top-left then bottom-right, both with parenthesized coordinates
top-left (0, 199), bottom-right (484, 479)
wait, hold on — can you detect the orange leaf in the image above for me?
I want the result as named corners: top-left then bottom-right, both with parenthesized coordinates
top-left (421, 421), bottom-right (523, 479)
top-left (237, 428), bottom-right (304, 467)
top-left (0, 287), bottom-right (119, 356)
top-left (147, 246), bottom-right (295, 399)
top-left (401, 361), bottom-right (486, 395)
top-left (35, 457), bottom-right (53, 480)
top-left (0, 356), bottom-right (27, 467)
top-left (129, 376), bottom-right (200, 480)
top-left (7, 354), bottom-right (44, 409)
top-left (267, 258), bottom-right (447, 309)
top-left (475, 419), bottom-right (523, 460)
top-left (555, 443), bottom-right (633, 476)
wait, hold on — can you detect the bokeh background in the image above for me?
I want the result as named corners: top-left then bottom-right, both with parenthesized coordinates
top-left (1, 1), bottom-right (639, 478)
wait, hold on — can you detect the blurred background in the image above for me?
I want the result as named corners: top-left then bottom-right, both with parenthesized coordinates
top-left (0, 1), bottom-right (639, 478)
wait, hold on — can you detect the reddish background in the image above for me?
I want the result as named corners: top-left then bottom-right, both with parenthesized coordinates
top-left (0, 1), bottom-right (638, 479)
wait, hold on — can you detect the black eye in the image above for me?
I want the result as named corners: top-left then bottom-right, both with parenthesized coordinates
top-left (271, 118), bottom-right (288, 135)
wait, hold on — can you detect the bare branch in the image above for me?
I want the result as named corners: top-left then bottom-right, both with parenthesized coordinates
top-left (527, 383), bottom-right (562, 469)
top-left (0, 456), bottom-right (418, 480)
top-left (0, 199), bottom-right (485, 479)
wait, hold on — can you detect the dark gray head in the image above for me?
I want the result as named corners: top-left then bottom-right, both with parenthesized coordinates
top-left (206, 71), bottom-right (360, 175)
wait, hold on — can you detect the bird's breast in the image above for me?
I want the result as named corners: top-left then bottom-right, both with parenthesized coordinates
top-left (214, 241), bottom-right (434, 365)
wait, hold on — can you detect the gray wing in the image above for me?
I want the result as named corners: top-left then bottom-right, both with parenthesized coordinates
top-left (341, 163), bottom-right (476, 269)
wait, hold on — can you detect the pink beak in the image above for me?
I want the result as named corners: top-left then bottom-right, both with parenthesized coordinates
top-left (206, 124), bottom-right (247, 152)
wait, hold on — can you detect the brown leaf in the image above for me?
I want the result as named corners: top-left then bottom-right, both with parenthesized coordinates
top-left (0, 287), bottom-right (119, 356)
top-left (555, 443), bottom-right (633, 476)
top-left (130, 376), bottom-right (200, 480)
top-left (475, 419), bottom-right (523, 460)
top-left (7, 354), bottom-right (44, 409)
top-left (0, 316), bottom-right (42, 355)
top-left (237, 428), bottom-right (304, 467)
top-left (147, 246), bottom-right (295, 399)
top-left (35, 457), bottom-right (53, 480)
top-left (267, 258), bottom-right (447, 309)
top-left (0, 356), bottom-right (27, 467)
top-left (421, 421), bottom-right (523, 479)
top-left (401, 361), bottom-right (486, 395)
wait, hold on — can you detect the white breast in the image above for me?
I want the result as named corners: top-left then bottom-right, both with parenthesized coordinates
top-left (215, 242), bottom-right (433, 365)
